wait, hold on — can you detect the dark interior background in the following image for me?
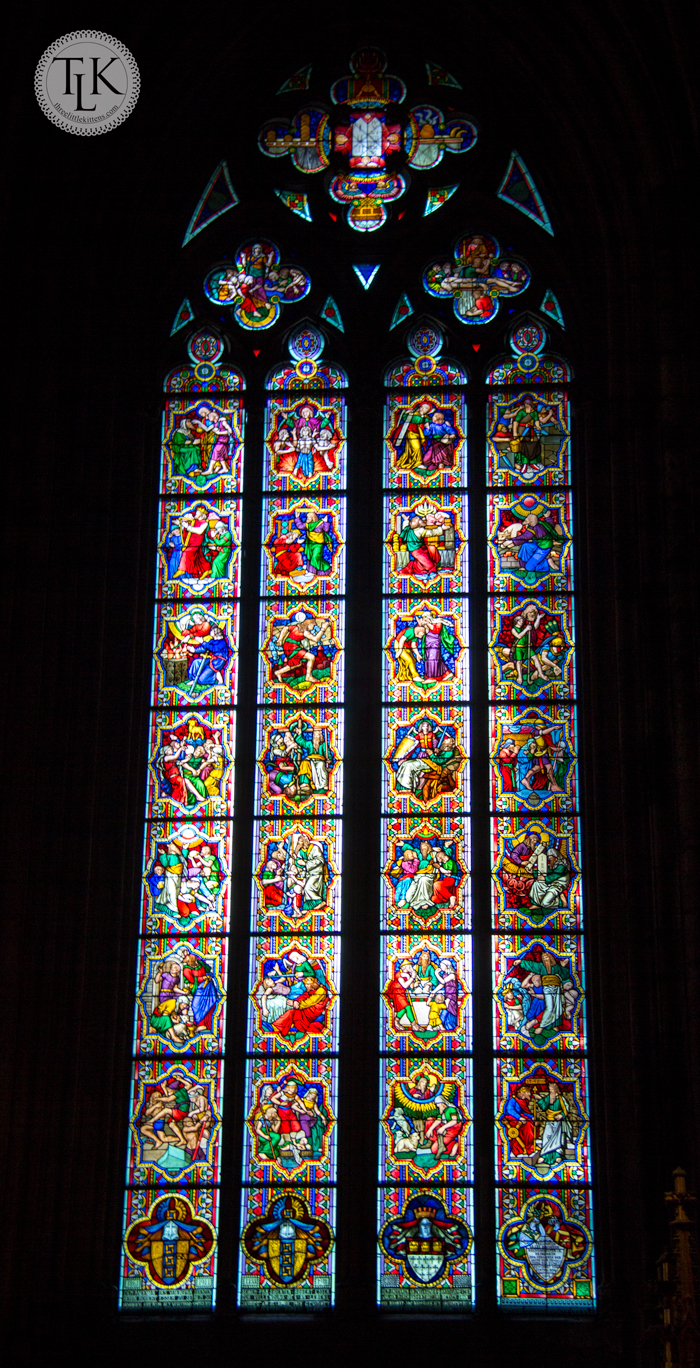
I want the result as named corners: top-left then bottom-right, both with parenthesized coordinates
top-left (4, 3), bottom-right (699, 1364)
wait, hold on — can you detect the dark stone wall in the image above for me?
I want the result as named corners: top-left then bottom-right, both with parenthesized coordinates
top-left (4, 3), bottom-right (698, 1363)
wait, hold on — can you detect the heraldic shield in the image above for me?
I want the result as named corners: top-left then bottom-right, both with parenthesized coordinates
top-left (501, 1196), bottom-right (589, 1290)
top-left (242, 1191), bottom-right (333, 1285)
top-left (380, 1192), bottom-right (472, 1285)
top-left (125, 1195), bottom-right (216, 1288)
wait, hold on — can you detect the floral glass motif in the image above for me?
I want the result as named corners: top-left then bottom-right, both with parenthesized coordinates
top-left (487, 316), bottom-right (594, 1307)
top-left (424, 234), bottom-right (530, 324)
top-left (121, 340), bottom-right (242, 1311)
top-left (239, 325), bottom-right (347, 1308)
top-left (204, 240), bottom-right (310, 330)
top-left (258, 48), bottom-right (477, 232)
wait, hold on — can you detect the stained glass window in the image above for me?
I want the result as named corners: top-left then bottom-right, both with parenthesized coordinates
top-left (120, 44), bottom-right (599, 1319)
top-left (378, 324), bottom-right (474, 1307)
top-left (238, 325), bottom-right (346, 1308)
top-left (119, 334), bottom-right (245, 1311)
top-left (487, 318), bottom-right (595, 1308)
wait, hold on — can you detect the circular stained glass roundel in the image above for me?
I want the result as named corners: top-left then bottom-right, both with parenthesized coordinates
top-left (512, 321), bottom-right (545, 356)
top-left (288, 325), bottom-right (324, 363)
top-left (407, 323), bottom-right (443, 358)
top-left (188, 329), bottom-right (225, 364)
top-left (517, 354), bottom-right (539, 374)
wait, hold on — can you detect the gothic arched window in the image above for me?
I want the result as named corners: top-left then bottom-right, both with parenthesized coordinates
top-left (119, 46), bottom-right (594, 1316)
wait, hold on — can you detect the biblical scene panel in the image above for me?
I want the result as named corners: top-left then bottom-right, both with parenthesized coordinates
top-left (383, 391), bottom-right (466, 489)
top-left (491, 815), bottom-right (582, 932)
top-left (493, 933), bottom-right (586, 1053)
top-left (153, 601), bottom-right (239, 708)
top-left (377, 1185), bottom-right (474, 1309)
top-left (487, 389), bottom-right (570, 487)
top-left (243, 1056), bottom-right (337, 1185)
top-left (264, 393), bottom-right (346, 491)
top-left (489, 595), bottom-right (575, 702)
top-left (494, 1056), bottom-right (590, 1185)
top-left (161, 396), bottom-right (244, 496)
top-left (140, 820), bottom-right (230, 936)
top-left (383, 597), bottom-right (469, 705)
top-left (255, 708), bottom-right (343, 817)
top-left (156, 499), bottom-right (241, 600)
top-left (239, 1184), bottom-right (335, 1310)
top-left (488, 490), bottom-right (572, 594)
top-left (133, 934), bottom-right (227, 1057)
top-left (380, 1056), bottom-right (472, 1184)
top-left (423, 233), bottom-right (529, 326)
top-left (258, 598), bottom-right (344, 706)
top-left (383, 706), bottom-right (470, 815)
top-left (251, 817), bottom-right (341, 935)
top-left (496, 1185), bottom-right (595, 1308)
top-left (384, 493), bottom-right (468, 594)
top-left (381, 816), bottom-right (471, 932)
top-left (261, 495), bottom-right (346, 598)
top-left (490, 705), bottom-right (577, 813)
top-left (126, 1057), bottom-right (223, 1188)
top-left (246, 933), bottom-right (340, 1055)
top-left (120, 1185), bottom-right (219, 1311)
top-left (381, 933), bottom-right (472, 1052)
top-left (147, 711), bottom-right (234, 818)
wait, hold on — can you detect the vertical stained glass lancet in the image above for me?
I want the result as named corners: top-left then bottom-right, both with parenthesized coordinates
top-left (238, 324), bottom-right (347, 1309)
top-left (378, 322), bottom-right (474, 1308)
top-left (119, 330), bottom-right (245, 1311)
top-left (487, 315), bottom-right (596, 1308)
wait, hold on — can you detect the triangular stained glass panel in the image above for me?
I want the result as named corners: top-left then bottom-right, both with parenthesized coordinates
top-left (275, 189), bottom-right (312, 221)
top-left (170, 298), bottom-right (195, 335)
top-left (182, 161), bottom-right (239, 246)
top-left (497, 151), bottom-right (553, 235)
top-left (425, 60), bottom-right (461, 88)
top-left (390, 294), bottom-right (414, 329)
top-left (277, 64), bottom-right (312, 94)
top-left (424, 184), bottom-right (459, 216)
top-left (353, 264), bottom-right (380, 290)
top-left (540, 289), bottom-right (565, 328)
top-left (320, 296), bottom-right (344, 332)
